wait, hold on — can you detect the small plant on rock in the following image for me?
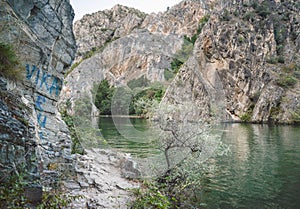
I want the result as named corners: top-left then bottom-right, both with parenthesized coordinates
top-left (0, 42), bottom-right (23, 81)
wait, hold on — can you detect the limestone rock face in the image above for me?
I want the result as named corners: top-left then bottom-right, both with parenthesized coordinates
top-left (66, 0), bottom-right (300, 124)
top-left (0, 0), bottom-right (76, 190)
top-left (163, 0), bottom-right (300, 123)
top-left (74, 4), bottom-right (147, 60)
top-left (63, 31), bottom-right (183, 109)
top-left (141, 0), bottom-right (209, 36)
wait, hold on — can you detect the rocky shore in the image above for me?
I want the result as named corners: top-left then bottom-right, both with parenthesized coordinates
top-left (65, 149), bottom-right (140, 209)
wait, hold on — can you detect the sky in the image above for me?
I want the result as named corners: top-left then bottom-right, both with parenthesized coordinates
top-left (70, 0), bottom-right (183, 21)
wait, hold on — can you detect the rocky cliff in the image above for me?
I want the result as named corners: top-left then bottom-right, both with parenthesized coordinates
top-left (163, 0), bottom-right (300, 123)
top-left (74, 4), bottom-right (147, 61)
top-left (66, 0), bottom-right (300, 124)
top-left (61, 1), bottom-right (212, 115)
top-left (0, 0), bottom-right (76, 203)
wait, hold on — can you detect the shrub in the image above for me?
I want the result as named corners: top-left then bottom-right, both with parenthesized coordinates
top-left (171, 58), bottom-right (184, 73)
top-left (266, 56), bottom-right (285, 64)
top-left (290, 108), bottom-right (300, 123)
top-left (240, 106), bottom-right (254, 122)
top-left (255, 1), bottom-right (271, 18)
top-left (130, 181), bottom-right (171, 209)
top-left (61, 110), bottom-right (84, 154)
top-left (65, 60), bottom-right (82, 77)
top-left (0, 42), bottom-right (23, 81)
top-left (276, 75), bottom-right (297, 88)
top-left (240, 112), bottom-right (252, 122)
top-left (243, 11), bottom-right (255, 21)
top-left (197, 15), bottom-right (210, 34)
top-left (266, 56), bottom-right (278, 64)
top-left (164, 68), bottom-right (176, 81)
top-left (277, 56), bottom-right (285, 64)
top-left (0, 171), bottom-right (28, 208)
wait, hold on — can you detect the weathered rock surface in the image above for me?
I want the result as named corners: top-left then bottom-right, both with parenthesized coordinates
top-left (141, 0), bottom-right (209, 36)
top-left (74, 4), bottom-right (147, 60)
top-left (163, 0), bottom-right (300, 123)
top-left (61, 30), bottom-right (183, 114)
top-left (66, 149), bottom-right (140, 209)
top-left (0, 0), bottom-right (76, 195)
top-left (66, 0), bottom-right (300, 124)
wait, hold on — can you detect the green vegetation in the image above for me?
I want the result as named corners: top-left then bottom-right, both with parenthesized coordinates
top-left (131, 82), bottom-right (165, 115)
top-left (94, 80), bottom-right (115, 115)
top-left (0, 170), bottom-right (28, 208)
top-left (111, 86), bottom-right (134, 115)
top-left (164, 68), bottom-right (176, 81)
top-left (0, 42), bottom-right (23, 81)
top-left (66, 37), bottom-right (121, 78)
top-left (243, 11), bottom-right (255, 21)
top-left (266, 56), bottom-right (285, 64)
top-left (61, 110), bottom-right (84, 154)
top-left (130, 181), bottom-right (171, 209)
top-left (0, 167), bottom-right (80, 208)
top-left (93, 79), bottom-right (165, 116)
top-left (183, 15), bottom-right (210, 46)
top-left (164, 15), bottom-right (210, 82)
top-left (291, 108), bottom-right (300, 123)
top-left (240, 112), bottom-right (252, 122)
top-left (128, 75), bottom-right (150, 90)
top-left (36, 191), bottom-right (80, 209)
top-left (197, 15), bottom-right (210, 34)
top-left (253, 0), bottom-right (271, 18)
top-left (130, 103), bottom-right (229, 207)
top-left (73, 93), bottom-right (107, 148)
top-left (274, 63), bottom-right (300, 88)
top-left (65, 60), bottom-right (82, 77)
top-left (276, 74), bottom-right (297, 88)
top-left (240, 105), bottom-right (254, 122)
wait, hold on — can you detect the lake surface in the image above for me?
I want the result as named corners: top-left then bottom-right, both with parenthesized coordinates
top-left (99, 118), bottom-right (300, 209)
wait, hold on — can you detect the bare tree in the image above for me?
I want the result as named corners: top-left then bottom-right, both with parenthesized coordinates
top-left (153, 102), bottom-right (225, 171)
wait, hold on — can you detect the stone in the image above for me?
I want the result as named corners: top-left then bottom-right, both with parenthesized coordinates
top-left (63, 181), bottom-right (81, 190)
top-left (0, 0), bottom-right (76, 198)
top-left (24, 185), bottom-right (43, 204)
top-left (121, 156), bottom-right (141, 179)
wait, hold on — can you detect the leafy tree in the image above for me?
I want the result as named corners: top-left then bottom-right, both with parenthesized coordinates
top-left (94, 80), bottom-right (115, 115)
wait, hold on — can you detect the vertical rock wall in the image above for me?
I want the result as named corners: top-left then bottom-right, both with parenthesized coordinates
top-left (0, 0), bottom-right (76, 192)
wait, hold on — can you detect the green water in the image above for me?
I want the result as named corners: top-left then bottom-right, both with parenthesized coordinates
top-left (99, 117), bottom-right (160, 158)
top-left (200, 123), bottom-right (300, 209)
top-left (99, 118), bottom-right (300, 208)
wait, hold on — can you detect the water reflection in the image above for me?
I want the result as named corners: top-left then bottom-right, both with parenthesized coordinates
top-left (99, 117), bottom-right (159, 158)
top-left (201, 124), bottom-right (300, 209)
top-left (98, 118), bottom-right (300, 208)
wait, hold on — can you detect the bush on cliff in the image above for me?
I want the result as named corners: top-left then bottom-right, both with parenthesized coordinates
top-left (0, 42), bottom-right (23, 81)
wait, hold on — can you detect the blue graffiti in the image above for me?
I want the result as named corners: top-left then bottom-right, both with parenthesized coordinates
top-left (25, 64), bottom-right (62, 97)
top-left (35, 68), bottom-right (40, 85)
top-left (37, 112), bottom-right (47, 128)
top-left (35, 95), bottom-right (46, 111)
top-left (26, 64), bottom-right (36, 80)
top-left (38, 131), bottom-right (45, 140)
top-left (40, 71), bottom-right (51, 90)
top-left (49, 77), bottom-right (62, 96)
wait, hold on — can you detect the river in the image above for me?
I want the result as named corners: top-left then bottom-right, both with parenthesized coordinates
top-left (99, 117), bottom-right (300, 208)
